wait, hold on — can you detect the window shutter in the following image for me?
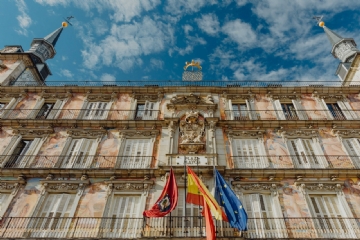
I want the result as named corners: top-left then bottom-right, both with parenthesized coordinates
top-left (342, 138), bottom-right (360, 168)
top-left (292, 99), bottom-right (308, 120)
top-left (20, 138), bottom-right (45, 167)
top-left (0, 193), bottom-right (10, 215)
top-left (308, 138), bottom-right (328, 168)
top-left (74, 139), bottom-right (98, 168)
top-left (47, 100), bottom-right (63, 119)
top-left (129, 99), bottom-right (137, 120)
top-left (272, 100), bottom-right (286, 120)
top-left (61, 139), bottom-right (82, 168)
top-left (337, 101), bottom-right (353, 120)
top-left (319, 99), bottom-right (334, 120)
top-left (287, 139), bottom-right (307, 168)
top-left (246, 99), bottom-right (258, 120)
top-left (227, 99), bottom-right (234, 120)
top-left (342, 100), bottom-right (359, 119)
top-left (95, 102), bottom-right (112, 120)
top-left (27, 98), bottom-right (45, 119)
top-left (232, 139), bottom-right (268, 168)
top-left (77, 101), bottom-right (89, 119)
top-left (143, 101), bottom-right (159, 120)
top-left (0, 98), bottom-right (17, 118)
top-left (0, 135), bottom-right (22, 167)
top-left (120, 139), bottom-right (151, 168)
top-left (83, 102), bottom-right (96, 120)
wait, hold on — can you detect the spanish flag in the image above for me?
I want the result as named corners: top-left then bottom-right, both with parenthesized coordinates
top-left (186, 166), bottom-right (225, 221)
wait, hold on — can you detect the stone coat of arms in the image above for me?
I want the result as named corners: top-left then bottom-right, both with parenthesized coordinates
top-left (179, 111), bottom-right (205, 153)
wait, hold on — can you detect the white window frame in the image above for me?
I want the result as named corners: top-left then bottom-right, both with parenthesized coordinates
top-left (0, 180), bottom-right (25, 218)
top-left (57, 137), bottom-right (101, 169)
top-left (272, 99), bottom-right (308, 120)
top-left (296, 181), bottom-right (357, 239)
top-left (27, 97), bottom-right (45, 119)
top-left (101, 180), bottom-right (152, 239)
top-left (134, 100), bottom-right (160, 120)
top-left (233, 182), bottom-right (287, 239)
top-left (230, 138), bottom-right (269, 168)
top-left (46, 98), bottom-right (68, 119)
top-left (226, 98), bottom-right (258, 120)
top-left (26, 179), bottom-right (89, 238)
top-left (0, 98), bottom-right (18, 119)
top-left (340, 137), bottom-right (360, 168)
top-left (285, 137), bottom-right (328, 169)
top-left (78, 100), bottom-right (113, 120)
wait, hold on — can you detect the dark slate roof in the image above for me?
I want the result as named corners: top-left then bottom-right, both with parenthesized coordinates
top-left (44, 27), bottom-right (63, 47)
top-left (323, 26), bottom-right (343, 47)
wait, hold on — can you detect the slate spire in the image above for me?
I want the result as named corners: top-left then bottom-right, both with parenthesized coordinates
top-left (43, 27), bottom-right (64, 48)
top-left (319, 21), bottom-right (359, 63)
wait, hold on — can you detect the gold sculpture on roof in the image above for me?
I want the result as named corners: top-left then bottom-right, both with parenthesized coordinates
top-left (184, 60), bottom-right (202, 71)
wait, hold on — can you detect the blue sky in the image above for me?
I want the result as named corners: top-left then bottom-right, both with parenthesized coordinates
top-left (1, 0), bottom-right (360, 83)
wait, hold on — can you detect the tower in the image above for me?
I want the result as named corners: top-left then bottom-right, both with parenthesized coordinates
top-left (0, 22), bottom-right (67, 86)
top-left (319, 21), bottom-right (360, 85)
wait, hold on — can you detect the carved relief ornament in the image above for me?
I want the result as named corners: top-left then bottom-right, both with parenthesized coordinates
top-left (85, 91), bottom-right (117, 102)
top-left (167, 93), bottom-right (216, 111)
top-left (105, 180), bottom-right (153, 196)
top-left (0, 179), bottom-right (26, 195)
top-left (294, 181), bottom-right (343, 193)
top-left (67, 129), bottom-right (107, 138)
top-left (331, 129), bottom-right (360, 138)
top-left (40, 179), bottom-right (90, 195)
top-left (226, 129), bottom-right (265, 139)
top-left (39, 90), bottom-right (72, 100)
top-left (232, 181), bottom-right (280, 195)
top-left (131, 91), bottom-right (164, 101)
top-left (179, 111), bottom-right (205, 153)
top-left (279, 129), bottom-right (318, 139)
top-left (13, 128), bottom-right (54, 138)
top-left (119, 129), bottom-right (159, 138)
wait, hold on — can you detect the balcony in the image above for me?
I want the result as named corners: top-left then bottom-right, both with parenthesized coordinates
top-left (230, 155), bottom-right (357, 169)
top-left (0, 109), bottom-right (160, 120)
top-left (225, 110), bottom-right (357, 121)
top-left (0, 217), bottom-right (359, 239)
top-left (1, 155), bottom-right (155, 169)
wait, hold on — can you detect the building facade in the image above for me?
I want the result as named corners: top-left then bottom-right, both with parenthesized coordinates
top-left (0, 23), bottom-right (360, 239)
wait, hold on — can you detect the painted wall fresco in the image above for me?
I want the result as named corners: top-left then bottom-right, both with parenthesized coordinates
top-left (0, 128), bottom-right (14, 154)
top-left (264, 130), bottom-right (293, 168)
top-left (109, 94), bottom-right (132, 120)
top-left (348, 94), bottom-right (360, 112)
top-left (74, 182), bottom-right (107, 218)
top-left (12, 93), bottom-right (41, 119)
top-left (0, 60), bottom-right (17, 74)
top-left (59, 94), bottom-right (85, 119)
top-left (301, 94), bottom-right (327, 120)
top-left (95, 131), bottom-right (120, 168)
top-left (254, 95), bottom-right (277, 120)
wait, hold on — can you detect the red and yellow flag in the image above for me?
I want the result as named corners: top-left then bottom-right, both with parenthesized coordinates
top-left (186, 166), bottom-right (225, 221)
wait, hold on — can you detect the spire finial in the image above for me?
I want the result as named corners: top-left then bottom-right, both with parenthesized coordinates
top-left (62, 16), bottom-right (74, 27)
top-left (313, 15), bottom-right (325, 27)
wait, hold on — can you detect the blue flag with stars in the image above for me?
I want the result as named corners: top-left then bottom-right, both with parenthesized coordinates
top-left (214, 169), bottom-right (247, 231)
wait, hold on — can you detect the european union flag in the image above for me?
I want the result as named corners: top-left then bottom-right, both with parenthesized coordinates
top-left (214, 169), bottom-right (247, 231)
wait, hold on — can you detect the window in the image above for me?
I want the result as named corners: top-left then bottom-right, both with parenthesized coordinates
top-left (118, 139), bottom-right (152, 169)
top-left (286, 138), bottom-right (328, 168)
top-left (46, 99), bottom-right (68, 119)
top-left (231, 139), bottom-right (268, 168)
top-left (243, 193), bottom-right (286, 239)
top-left (341, 138), bottom-right (360, 168)
top-left (227, 99), bottom-right (258, 120)
top-left (307, 195), bottom-right (356, 239)
top-left (29, 193), bottom-right (77, 238)
top-left (0, 180), bottom-right (24, 219)
top-left (272, 99), bottom-right (308, 120)
top-left (320, 99), bottom-right (358, 120)
top-left (171, 189), bottom-right (203, 237)
top-left (102, 195), bottom-right (142, 238)
top-left (135, 101), bottom-right (159, 120)
top-left (3, 137), bottom-right (45, 168)
top-left (35, 103), bottom-right (54, 119)
top-left (60, 138), bottom-right (98, 168)
top-left (83, 102), bottom-right (111, 120)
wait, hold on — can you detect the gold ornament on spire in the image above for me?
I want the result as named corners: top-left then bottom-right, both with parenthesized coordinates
top-left (184, 60), bottom-right (202, 71)
top-left (319, 21), bottom-right (325, 27)
top-left (62, 22), bottom-right (68, 28)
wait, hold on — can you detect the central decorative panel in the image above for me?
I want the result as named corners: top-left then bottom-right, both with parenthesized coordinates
top-left (179, 111), bottom-right (205, 154)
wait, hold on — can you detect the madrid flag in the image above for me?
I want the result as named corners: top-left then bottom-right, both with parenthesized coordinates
top-left (143, 168), bottom-right (178, 217)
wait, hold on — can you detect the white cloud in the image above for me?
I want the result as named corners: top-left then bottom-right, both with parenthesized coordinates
top-left (183, 24), bottom-right (193, 35)
top-left (195, 13), bottom-right (220, 36)
top-left (150, 59), bottom-right (164, 69)
top-left (60, 69), bottom-right (73, 78)
top-left (79, 16), bottom-right (174, 71)
top-left (100, 73), bottom-right (116, 83)
top-left (35, 0), bottom-right (161, 22)
top-left (222, 19), bottom-right (257, 48)
top-left (165, 0), bottom-right (212, 16)
top-left (15, 0), bottom-right (32, 36)
top-left (235, 0), bottom-right (248, 7)
top-left (92, 18), bottom-right (108, 36)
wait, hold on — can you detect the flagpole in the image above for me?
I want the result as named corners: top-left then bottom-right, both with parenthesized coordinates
top-left (184, 156), bottom-right (187, 235)
top-left (196, 156), bottom-right (202, 236)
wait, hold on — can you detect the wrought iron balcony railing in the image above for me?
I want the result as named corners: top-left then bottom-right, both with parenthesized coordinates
top-left (225, 110), bottom-right (359, 121)
top-left (1, 155), bottom-right (154, 169)
top-left (0, 217), bottom-right (359, 239)
top-left (0, 109), bottom-right (160, 120)
top-left (8, 80), bottom-right (359, 87)
top-left (230, 155), bottom-right (359, 169)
